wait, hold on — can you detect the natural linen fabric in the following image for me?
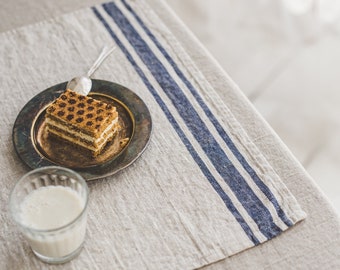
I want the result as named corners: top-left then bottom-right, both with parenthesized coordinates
top-left (0, 0), bottom-right (306, 269)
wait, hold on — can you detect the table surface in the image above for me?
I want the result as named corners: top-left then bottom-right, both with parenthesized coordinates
top-left (1, 0), bottom-right (339, 269)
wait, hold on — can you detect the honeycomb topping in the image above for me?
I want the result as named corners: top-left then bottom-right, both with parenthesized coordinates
top-left (46, 89), bottom-right (117, 135)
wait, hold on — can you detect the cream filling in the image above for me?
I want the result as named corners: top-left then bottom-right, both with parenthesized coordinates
top-left (46, 118), bottom-right (118, 142)
top-left (46, 118), bottom-right (119, 150)
top-left (47, 128), bottom-right (116, 151)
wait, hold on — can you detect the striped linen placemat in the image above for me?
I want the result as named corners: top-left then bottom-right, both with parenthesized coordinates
top-left (1, 0), bottom-right (306, 269)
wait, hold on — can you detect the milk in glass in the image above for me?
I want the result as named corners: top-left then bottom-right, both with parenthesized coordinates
top-left (19, 186), bottom-right (87, 258)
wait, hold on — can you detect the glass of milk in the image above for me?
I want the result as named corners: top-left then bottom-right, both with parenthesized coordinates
top-left (9, 166), bottom-right (89, 264)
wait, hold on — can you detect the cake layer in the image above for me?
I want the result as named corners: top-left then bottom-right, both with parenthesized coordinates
top-left (45, 117), bottom-right (119, 145)
top-left (46, 123), bottom-right (118, 154)
top-left (45, 89), bottom-right (120, 156)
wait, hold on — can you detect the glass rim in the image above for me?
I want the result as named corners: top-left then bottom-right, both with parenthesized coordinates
top-left (9, 166), bottom-right (89, 233)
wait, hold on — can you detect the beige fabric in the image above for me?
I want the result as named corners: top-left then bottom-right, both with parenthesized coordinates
top-left (0, 0), bottom-right (339, 269)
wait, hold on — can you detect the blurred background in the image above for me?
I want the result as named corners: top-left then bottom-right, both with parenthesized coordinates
top-left (166, 0), bottom-right (340, 214)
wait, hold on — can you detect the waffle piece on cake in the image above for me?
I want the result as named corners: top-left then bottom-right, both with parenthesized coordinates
top-left (45, 89), bottom-right (120, 156)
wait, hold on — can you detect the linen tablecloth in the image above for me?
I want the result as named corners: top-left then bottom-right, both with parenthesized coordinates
top-left (1, 0), bottom-right (338, 269)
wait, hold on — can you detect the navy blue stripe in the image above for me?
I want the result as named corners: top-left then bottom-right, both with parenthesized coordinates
top-left (92, 6), bottom-right (260, 245)
top-left (101, 2), bottom-right (283, 239)
top-left (120, 0), bottom-right (292, 227)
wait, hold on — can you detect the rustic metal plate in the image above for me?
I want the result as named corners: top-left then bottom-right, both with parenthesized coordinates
top-left (12, 80), bottom-right (152, 180)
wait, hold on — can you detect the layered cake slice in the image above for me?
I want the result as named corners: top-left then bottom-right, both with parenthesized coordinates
top-left (45, 89), bottom-right (120, 156)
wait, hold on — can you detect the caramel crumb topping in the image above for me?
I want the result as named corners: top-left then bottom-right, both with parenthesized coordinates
top-left (47, 89), bottom-right (118, 134)
top-left (76, 117), bottom-right (83, 123)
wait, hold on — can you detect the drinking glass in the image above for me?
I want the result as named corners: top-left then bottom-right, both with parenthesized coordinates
top-left (9, 166), bottom-right (89, 264)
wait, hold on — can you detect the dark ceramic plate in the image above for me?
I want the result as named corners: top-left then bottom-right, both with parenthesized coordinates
top-left (12, 80), bottom-right (152, 180)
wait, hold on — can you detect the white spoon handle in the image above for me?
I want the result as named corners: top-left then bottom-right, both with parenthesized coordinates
top-left (87, 45), bottom-right (116, 77)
